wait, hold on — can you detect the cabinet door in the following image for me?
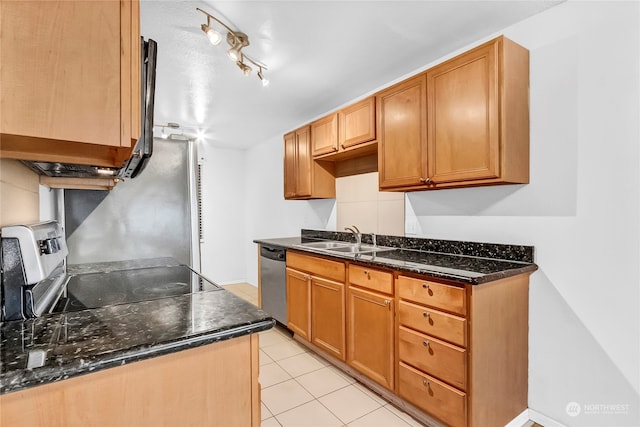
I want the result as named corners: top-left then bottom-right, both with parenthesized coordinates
top-left (347, 286), bottom-right (394, 390)
top-left (295, 126), bottom-right (312, 198)
top-left (377, 74), bottom-right (428, 189)
top-left (283, 131), bottom-right (297, 199)
top-left (426, 41), bottom-right (500, 184)
top-left (339, 96), bottom-right (376, 149)
top-left (0, 0), bottom-right (138, 149)
top-left (311, 277), bottom-right (345, 361)
top-left (311, 114), bottom-right (338, 156)
top-left (286, 267), bottom-right (310, 340)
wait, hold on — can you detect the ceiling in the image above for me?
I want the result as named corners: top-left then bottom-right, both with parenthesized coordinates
top-left (141, 1), bottom-right (562, 150)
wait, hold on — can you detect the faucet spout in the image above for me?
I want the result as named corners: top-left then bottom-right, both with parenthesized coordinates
top-left (344, 226), bottom-right (362, 248)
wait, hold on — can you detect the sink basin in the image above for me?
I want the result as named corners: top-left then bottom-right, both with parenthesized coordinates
top-left (295, 240), bottom-right (394, 255)
top-left (296, 241), bottom-right (351, 250)
top-left (326, 244), bottom-right (394, 254)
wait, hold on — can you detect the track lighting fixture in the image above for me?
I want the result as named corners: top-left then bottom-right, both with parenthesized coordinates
top-left (196, 7), bottom-right (269, 86)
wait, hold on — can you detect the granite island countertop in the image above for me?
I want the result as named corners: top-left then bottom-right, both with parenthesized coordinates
top-left (0, 259), bottom-right (274, 395)
top-left (255, 230), bottom-right (538, 285)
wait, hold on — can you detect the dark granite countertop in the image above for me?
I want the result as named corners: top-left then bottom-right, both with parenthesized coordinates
top-left (0, 259), bottom-right (274, 395)
top-left (254, 230), bottom-right (537, 285)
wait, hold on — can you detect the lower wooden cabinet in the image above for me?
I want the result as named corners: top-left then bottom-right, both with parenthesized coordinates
top-left (285, 267), bottom-right (311, 340)
top-left (311, 277), bottom-right (345, 360)
top-left (398, 362), bottom-right (467, 427)
top-left (347, 286), bottom-right (394, 390)
top-left (286, 251), bottom-right (346, 360)
top-left (285, 251), bottom-right (531, 427)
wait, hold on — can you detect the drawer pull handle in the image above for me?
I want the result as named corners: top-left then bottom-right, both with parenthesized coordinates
top-left (423, 380), bottom-right (430, 387)
top-left (422, 312), bottom-right (430, 318)
top-left (384, 299), bottom-right (391, 306)
top-left (422, 283), bottom-right (429, 290)
top-left (422, 340), bottom-right (430, 347)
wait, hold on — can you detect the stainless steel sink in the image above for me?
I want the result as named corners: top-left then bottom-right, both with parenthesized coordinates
top-left (296, 241), bottom-right (351, 250)
top-left (295, 240), bottom-right (394, 255)
top-left (326, 244), bottom-right (394, 254)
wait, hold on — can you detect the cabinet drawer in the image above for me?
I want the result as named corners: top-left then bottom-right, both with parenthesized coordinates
top-left (287, 251), bottom-right (345, 282)
top-left (398, 300), bottom-right (466, 347)
top-left (398, 362), bottom-right (466, 427)
top-left (397, 275), bottom-right (466, 315)
top-left (398, 327), bottom-right (466, 391)
top-left (349, 264), bottom-right (393, 295)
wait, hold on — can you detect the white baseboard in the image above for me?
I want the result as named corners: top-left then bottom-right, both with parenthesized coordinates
top-left (504, 409), bottom-right (531, 427)
top-left (528, 409), bottom-right (567, 427)
top-left (503, 408), bottom-right (567, 427)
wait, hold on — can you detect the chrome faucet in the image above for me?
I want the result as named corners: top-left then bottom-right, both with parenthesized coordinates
top-left (344, 225), bottom-right (361, 248)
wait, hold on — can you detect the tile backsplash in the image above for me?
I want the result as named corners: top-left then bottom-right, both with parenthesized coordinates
top-left (335, 172), bottom-right (404, 235)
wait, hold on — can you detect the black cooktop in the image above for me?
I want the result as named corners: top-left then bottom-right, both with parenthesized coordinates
top-left (52, 265), bottom-right (221, 313)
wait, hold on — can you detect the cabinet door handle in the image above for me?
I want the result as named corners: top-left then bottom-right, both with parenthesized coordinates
top-left (422, 311), bottom-right (430, 318)
top-left (340, 143), bottom-right (345, 149)
top-left (419, 177), bottom-right (432, 184)
top-left (422, 340), bottom-right (430, 348)
top-left (423, 380), bottom-right (430, 388)
top-left (422, 283), bottom-right (429, 290)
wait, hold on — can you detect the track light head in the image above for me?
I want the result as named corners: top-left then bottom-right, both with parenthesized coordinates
top-left (196, 8), bottom-right (268, 85)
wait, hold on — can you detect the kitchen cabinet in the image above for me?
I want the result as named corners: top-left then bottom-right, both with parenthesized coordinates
top-left (396, 274), bottom-right (529, 427)
top-left (286, 251), bottom-right (346, 360)
top-left (347, 264), bottom-right (395, 390)
top-left (311, 277), bottom-right (345, 360)
top-left (311, 114), bottom-right (338, 157)
top-left (0, 0), bottom-right (141, 168)
top-left (285, 266), bottom-right (311, 340)
top-left (312, 96), bottom-right (378, 161)
top-left (379, 36), bottom-right (529, 191)
top-left (377, 74), bottom-right (428, 189)
top-left (283, 127), bottom-right (335, 200)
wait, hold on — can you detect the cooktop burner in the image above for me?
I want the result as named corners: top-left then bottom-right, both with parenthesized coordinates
top-left (52, 265), bottom-right (221, 313)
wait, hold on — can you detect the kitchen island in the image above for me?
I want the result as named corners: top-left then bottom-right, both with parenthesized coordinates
top-left (0, 259), bottom-right (274, 427)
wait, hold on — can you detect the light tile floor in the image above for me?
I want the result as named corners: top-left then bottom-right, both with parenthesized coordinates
top-left (223, 283), bottom-right (426, 427)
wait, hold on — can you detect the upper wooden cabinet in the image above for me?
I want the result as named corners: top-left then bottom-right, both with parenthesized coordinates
top-left (377, 74), bottom-right (428, 190)
top-left (311, 96), bottom-right (377, 161)
top-left (284, 126), bottom-right (335, 200)
top-left (379, 36), bottom-right (529, 191)
top-left (311, 114), bottom-right (338, 157)
top-left (0, 0), bottom-right (141, 167)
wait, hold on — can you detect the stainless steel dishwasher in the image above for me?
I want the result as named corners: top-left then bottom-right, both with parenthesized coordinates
top-left (260, 245), bottom-right (287, 326)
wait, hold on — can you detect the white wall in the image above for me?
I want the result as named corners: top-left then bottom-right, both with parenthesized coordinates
top-left (210, 1), bottom-right (639, 425)
top-left (404, 2), bottom-right (639, 426)
top-left (199, 143), bottom-right (252, 285)
top-left (244, 135), bottom-right (336, 286)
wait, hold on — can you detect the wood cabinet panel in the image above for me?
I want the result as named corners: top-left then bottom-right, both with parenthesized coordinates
top-left (311, 277), bottom-right (345, 360)
top-left (287, 251), bottom-right (345, 283)
top-left (286, 267), bottom-right (311, 340)
top-left (397, 275), bottom-right (466, 316)
top-left (427, 40), bottom-right (499, 184)
top-left (377, 74), bottom-right (428, 189)
top-left (283, 126), bottom-right (336, 200)
top-left (398, 300), bottom-right (466, 347)
top-left (311, 114), bottom-right (338, 156)
top-left (398, 326), bottom-right (466, 391)
top-left (0, 335), bottom-right (260, 427)
top-left (0, 0), bottom-right (141, 166)
top-left (348, 264), bottom-right (393, 295)
top-left (378, 36), bottom-right (529, 192)
top-left (398, 362), bottom-right (466, 427)
top-left (347, 286), bottom-right (394, 390)
top-left (339, 96), bottom-right (376, 149)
